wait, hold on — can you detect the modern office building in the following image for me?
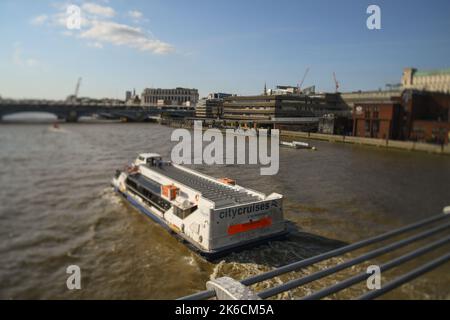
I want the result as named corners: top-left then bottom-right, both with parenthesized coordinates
top-left (308, 93), bottom-right (350, 117)
top-left (221, 91), bottom-right (353, 130)
top-left (222, 94), bottom-right (318, 130)
top-left (223, 95), bottom-right (313, 120)
top-left (207, 92), bottom-right (233, 100)
top-left (196, 93), bottom-right (233, 119)
top-left (125, 89), bottom-right (140, 106)
top-left (125, 90), bottom-right (132, 102)
top-left (141, 87), bottom-right (199, 106)
top-left (266, 85), bottom-right (301, 96)
top-left (195, 98), bottom-right (223, 118)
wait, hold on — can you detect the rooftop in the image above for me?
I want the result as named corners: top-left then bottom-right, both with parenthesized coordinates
top-left (415, 68), bottom-right (450, 77)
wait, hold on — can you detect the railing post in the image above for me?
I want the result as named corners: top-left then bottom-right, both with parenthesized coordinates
top-left (206, 277), bottom-right (261, 300)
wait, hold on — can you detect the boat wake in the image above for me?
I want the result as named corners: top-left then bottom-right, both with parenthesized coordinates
top-left (182, 254), bottom-right (198, 267)
top-left (47, 126), bottom-right (68, 134)
top-left (99, 187), bottom-right (123, 206)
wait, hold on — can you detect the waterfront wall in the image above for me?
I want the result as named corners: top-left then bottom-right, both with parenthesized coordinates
top-left (280, 130), bottom-right (450, 155)
top-left (159, 118), bottom-right (450, 155)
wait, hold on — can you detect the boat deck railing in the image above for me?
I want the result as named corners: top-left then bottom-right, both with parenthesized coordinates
top-left (178, 209), bottom-right (450, 300)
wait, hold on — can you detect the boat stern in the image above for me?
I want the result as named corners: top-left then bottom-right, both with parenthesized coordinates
top-left (207, 193), bottom-right (286, 253)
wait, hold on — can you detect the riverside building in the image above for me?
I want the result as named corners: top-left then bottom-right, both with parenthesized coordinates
top-left (195, 93), bottom-right (233, 119)
top-left (141, 87), bottom-right (199, 107)
top-left (402, 68), bottom-right (450, 94)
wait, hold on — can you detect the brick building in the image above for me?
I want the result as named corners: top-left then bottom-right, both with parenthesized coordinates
top-left (410, 121), bottom-right (450, 144)
top-left (402, 90), bottom-right (450, 143)
top-left (352, 90), bottom-right (450, 144)
top-left (353, 102), bottom-right (403, 140)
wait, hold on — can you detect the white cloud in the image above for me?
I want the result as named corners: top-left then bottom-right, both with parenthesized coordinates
top-left (50, 10), bottom-right (92, 29)
top-left (128, 10), bottom-right (143, 20)
top-left (12, 43), bottom-right (39, 67)
top-left (128, 10), bottom-right (148, 24)
top-left (61, 30), bottom-right (73, 37)
top-left (80, 20), bottom-right (174, 54)
top-left (32, 3), bottom-right (173, 55)
top-left (31, 14), bottom-right (48, 25)
top-left (82, 3), bottom-right (115, 18)
top-left (25, 59), bottom-right (38, 67)
top-left (88, 42), bottom-right (104, 49)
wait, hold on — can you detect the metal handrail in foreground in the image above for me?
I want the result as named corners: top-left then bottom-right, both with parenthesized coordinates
top-left (258, 222), bottom-right (450, 299)
top-left (178, 212), bottom-right (450, 300)
top-left (357, 251), bottom-right (450, 300)
top-left (301, 235), bottom-right (450, 300)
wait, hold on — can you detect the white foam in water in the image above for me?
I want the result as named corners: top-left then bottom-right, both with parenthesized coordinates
top-left (182, 255), bottom-right (197, 267)
top-left (47, 125), bottom-right (68, 134)
top-left (100, 187), bottom-right (123, 206)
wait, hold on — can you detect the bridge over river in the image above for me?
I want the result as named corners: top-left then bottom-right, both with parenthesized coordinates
top-left (0, 100), bottom-right (194, 122)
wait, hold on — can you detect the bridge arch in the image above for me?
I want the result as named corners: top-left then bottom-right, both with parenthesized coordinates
top-left (0, 106), bottom-right (84, 122)
top-left (1, 111), bottom-right (59, 122)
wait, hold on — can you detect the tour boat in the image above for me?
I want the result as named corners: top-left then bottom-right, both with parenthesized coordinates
top-left (112, 153), bottom-right (288, 259)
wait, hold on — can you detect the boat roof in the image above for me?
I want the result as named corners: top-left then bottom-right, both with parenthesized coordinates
top-left (146, 164), bottom-right (262, 208)
top-left (139, 153), bottom-right (161, 158)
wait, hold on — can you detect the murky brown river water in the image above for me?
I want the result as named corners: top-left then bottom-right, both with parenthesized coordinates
top-left (0, 123), bottom-right (449, 299)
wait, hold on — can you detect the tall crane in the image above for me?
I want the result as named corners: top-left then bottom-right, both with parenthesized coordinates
top-left (333, 72), bottom-right (340, 93)
top-left (298, 67), bottom-right (310, 93)
top-left (74, 77), bottom-right (82, 98)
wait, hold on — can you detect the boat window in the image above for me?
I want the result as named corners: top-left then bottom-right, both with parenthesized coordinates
top-left (125, 178), bottom-right (137, 189)
top-left (126, 178), bottom-right (171, 211)
top-left (147, 157), bottom-right (162, 167)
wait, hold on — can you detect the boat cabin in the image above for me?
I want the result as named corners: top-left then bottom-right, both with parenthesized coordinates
top-left (134, 153), bottom-right (162, 167)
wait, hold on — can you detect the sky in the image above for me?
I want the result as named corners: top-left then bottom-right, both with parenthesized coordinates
top-left (0, 0), bottom-right (449, 100)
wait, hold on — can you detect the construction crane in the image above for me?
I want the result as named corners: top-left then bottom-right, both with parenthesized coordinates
top-left (333, 72), bottom-right (340, 93)
top-left (74, 77), bottom-right (82, 98)
top-left (298, 68), bottom-right (310, 93)
top-left (66, 77), bottom-right (82, 102)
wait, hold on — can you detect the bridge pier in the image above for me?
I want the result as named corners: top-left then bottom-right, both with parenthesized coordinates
top-left (66, 111), bottom-right (79, 123)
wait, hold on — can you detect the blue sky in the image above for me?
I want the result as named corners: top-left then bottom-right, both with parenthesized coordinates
top-left (0, 0), bottom-right (449, 100)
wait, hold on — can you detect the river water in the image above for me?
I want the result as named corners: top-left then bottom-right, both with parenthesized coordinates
top-left (0, 123), bottom-right (449, 299)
